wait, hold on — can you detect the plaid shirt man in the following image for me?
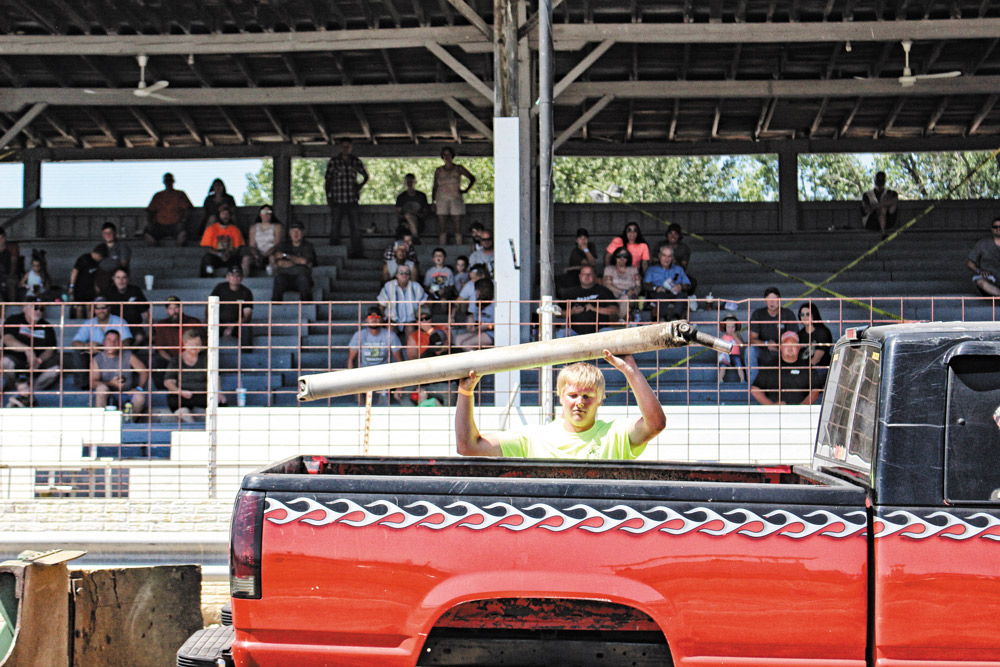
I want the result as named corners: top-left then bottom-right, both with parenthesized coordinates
top-left (325, 154), bottom-right (368, 204)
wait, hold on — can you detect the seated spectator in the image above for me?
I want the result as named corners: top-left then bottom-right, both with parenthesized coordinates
top-left (68, 244), bottom-right (108, 318)
top-left (468, 228), bottom-right (495, 278)
top-left (797, 302), bottom-right (833, 382)
top-left (377, 264), bottom-right (427, 340)
top-left (19, 252), bottom-right (54, 301)
top-left (347, 307), bottom-right (402, 405)
top-left (642, 246), bottom-right (691, 321)
top-left (605, 222), bottom-right (650, 276)
top-left (383, 228), bottom-right (420, 274)
top-left (96, 222), bottom-right (132, 292)
top-left (101, 267), bottom-right (150, 347)
top-left (210, 267), bottom-right (253, 350)
top-left (860, 170), bottom-right (899, 239)
top-left (90, 329), bottom-right (148, 417)
top-left (558, 265), bottom-right (618, 337)
top-left (966, 217), bottom-right (1000, 297)
top-left (71, 298), bottom-right (134, 383)
top-left (164, 328), bottom-right (226, 423)
top-left (200, 204), bottom-right (245, 277)
top-left (454, 279), bottom-right (495, 350)
top-left (453, 255), bottom-right (471, 294)
top-left (469, 221), bottom-right (485, 252)
top-left (271, 221), bottom-right (317, 302)
top-left (661, 223), bottom-right (697, 295)
top-left (145, 172), bottom-right (192, 246)
top-left (750, 331), bottom-right (821, 406)
top-left (558, 227), bottom-right (597, 297)
top-left (2, 301), bottom-right (60, 392)
top-left (603, 247), bottom-right (641, 321)
top-left (454, 262), bottom-right (487, 322)
top-left (395, 173), bottom-right (430, 239)
top-left (0, 228), bottom-right (21, 301)
top-left (747, 286), bottom-right (796, 385)
top-left (718, 313), bottom-right (745, 383)
top-left (423, 247), bottom-right (456, 302)
top-left (241, 204), bottom-right (284, 277)
top-left (151, 296), bottom-right (203, 389)
top-left (199, 178), bottom-right (237, 240)
top-left (382, 241), bottom-right (416, 284)
top-left (406, 305), bottom-right (450, 360)
top-left (5, 376), bottom-right (37, 408)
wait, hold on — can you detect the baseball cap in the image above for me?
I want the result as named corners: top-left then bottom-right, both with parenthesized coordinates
top-left (780, 330), bottom-right (799, 343)
top-left (576, 227), bottom-right (589, 237)
top-left (419, 305), bottom-right (432, 317)
top-left (289, 220), bottom-right (305, 230)
top-left (166, 295), bottom-right (181, 303)
top-left (227, 266), bottom-right (243, 277)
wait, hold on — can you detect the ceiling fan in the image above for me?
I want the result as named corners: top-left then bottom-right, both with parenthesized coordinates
top-left (83, 54), bottom-right (176, 101)
top-left (857, 40), bottom-right (962, 87)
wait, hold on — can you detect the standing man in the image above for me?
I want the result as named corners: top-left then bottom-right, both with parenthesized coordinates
top-left (209, 267), bottom-right (254, 351)
top-left (747, 287), bottom-right (795, 385)
top-left (751, 331), bottom-right (822, 406)
top-left (559, 265), bottom-right (618, 337)
top-left (145, 173), bottom-right (192, 246)
top-left (271, 221), bottom-right (317, 301)
top-left (967, 216), bottom-right (1000, 296)
top-left (325, 137), bottom-right (369, 259)
top-left (455, 353), bottom-right (666, 459)
top-left (861, 171), bottom-right (899, 239)
top-left (395, 173), bottom-right (430, 239)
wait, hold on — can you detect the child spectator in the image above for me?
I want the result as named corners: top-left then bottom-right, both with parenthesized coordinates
top-left (406, 305), bottom-right (450, 361)
top-left (200, 204), bottom-right (245, 277)
top-left (797, 302), bottom-right (833, 382)
top-left (718, 313), bottom-right (745, 382)
top-left (19, 252), bottom-right (53, 300)
top-left (453, 256), bottom-right (470, 294)
top-left (423, 247), bottom-right (456, 302)
top-left (97, 222), bottom-right (132, 292)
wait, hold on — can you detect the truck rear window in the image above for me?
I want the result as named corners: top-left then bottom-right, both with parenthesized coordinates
top-left (815, 343), bottom-right (881, 477)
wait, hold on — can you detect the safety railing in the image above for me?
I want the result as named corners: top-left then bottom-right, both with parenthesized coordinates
top-left (0, 295), bottom-right (993, 499)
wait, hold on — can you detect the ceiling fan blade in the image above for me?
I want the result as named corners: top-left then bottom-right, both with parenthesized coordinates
top-left (150, 92), bottom-right (178, 102)
top-left (145, 80), bottom-right (170, 93)
top-left (914, 71), bottom-right (962, 80)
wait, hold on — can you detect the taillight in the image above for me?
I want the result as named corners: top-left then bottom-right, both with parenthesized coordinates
top-left (230, 490), bottom-right (264, 599)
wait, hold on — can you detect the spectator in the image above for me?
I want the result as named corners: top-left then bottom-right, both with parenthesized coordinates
top-left (423, 247), bottom-right (456, 302)
top-left (395, 173), bottom-right (430, 239)
top-left (861, 171), bottom-right (899, 239)
top-left (347, 307), bottom-right (402, 405)
top-left (144, 172), bottom-right (192, 246)
top-left (377, 264), bottom-right (427, 340)
top-left (967, 216), bottom-right (1000, 297)
top-left (68, 244), bottom-right (108, 318)
top-left (603, 247), bottom-right (641, 321)
top-left (151, 296), bottom-right (202, 389)
top-left (453, 255), bottom-right (471, 294)
top-left (2, 301), bottom-right (60, 392)
top-left (101, 267), bottom-right (151, 347)
top-left (454, 263), bottom-right (487, 322)
top-left (406, 305), bottom-right (450, 360)
top-left (199, 178), bottom-right (237, 239)
top-left (90, 329), bottom-right (148, 417)
top-left (468, 228), bottom-right (495, 278)
top-left (750, 331), bottom-right (821, 406)
top-left (241, 204), bottom-right (284, 277)
top-left (210, 266), bottom-right (253, 350)
top-left (382, 228), bottom-right (419, 269)
top-left (19, 253), bottom-right (53, 300)
top-left (5, 376), bottom-right (37, 408)
top-left (200, 204), bottom-right (245, 277)
top-left (718, 313), bottom-right (745, 382)
top-left (382, 241), bottom-right (416, 284)
top-left (797, 302), bottom-right (833, 382)
top-left (642, 246), bottom-right (691, 322)
top-left (271, 221), bottom-right (317, 302)
top-left (0, 229), bottom-right (20, 301)
top-left (661, 223), bottom-right (697, 295)
top-left (559, 265), bottom-right (618, 337)
top-left (454, 278), bottom-right (495, 350)
top-left (747, 286), bottom-right (795, 385)
top-left (560, 227), bottom-right (597, 292)
top-left (605, 222), bottom-right (650, 275)
top-left (432, 146), bottom-right (476, 246)
top-left (164, 328), bottom-right (226, 423)
top-left (96, 222), bottom-right (131, 292)
top-left (325, 137), bottom-right (369, 259)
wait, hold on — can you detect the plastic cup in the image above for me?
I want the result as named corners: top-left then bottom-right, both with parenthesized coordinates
top-left (144, 274), bottom-right (154, 290)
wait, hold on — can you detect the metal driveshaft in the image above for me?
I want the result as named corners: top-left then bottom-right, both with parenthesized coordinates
top-left (297, 320), bottom-right (733, 401)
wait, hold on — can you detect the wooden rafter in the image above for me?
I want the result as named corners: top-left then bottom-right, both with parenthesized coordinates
top-left (216, 107), bottom-right (246, 144)
top-left (810, 97), bottom-right (829, 137)
top-left (838, 98), bottom-right (863, 137)
top-left (43, 109), bottom-right (84, 147)
top-left (307, 106), bottom-right (331, 144)
top-left (874, 98), bottom-right (906, 138)
top-left (967, 93), bottom-right (999, 135)
top-left (924, 98), bottom-right (949, 135)
top-left (129, 107), bottom-right (162, 145)
top-left (174, 107), bottom-right (207, 145)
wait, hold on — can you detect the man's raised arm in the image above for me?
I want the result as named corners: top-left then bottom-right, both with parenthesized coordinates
top-left (455, 371), bottom-right (503, 457)
top-left (604, 351), bottom-right (666, 452)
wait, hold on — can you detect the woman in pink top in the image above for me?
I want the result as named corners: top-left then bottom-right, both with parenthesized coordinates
top-left (718, 313), bottom-right (746, 382)
top-left (604, 222), bottom-right (650, 275)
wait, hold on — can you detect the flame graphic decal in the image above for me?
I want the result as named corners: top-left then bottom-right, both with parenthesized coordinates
top-left (263, 497), bottom-right (874, 539)
top-left (874, 510), bottom-right (1000, 540)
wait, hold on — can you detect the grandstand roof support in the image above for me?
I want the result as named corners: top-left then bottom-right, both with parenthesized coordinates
top-left (0, 102), bottom-right (47, 150)
top-left (778, 147), bottom-right (799, 232)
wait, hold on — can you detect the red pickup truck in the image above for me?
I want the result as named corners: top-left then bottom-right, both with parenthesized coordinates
top-left (222, 321), bottom-right (1000, 667)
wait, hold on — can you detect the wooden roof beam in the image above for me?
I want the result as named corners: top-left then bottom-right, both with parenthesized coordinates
top-left (282, 54), bottom-right (305, 86)
top-left (425, 41), bottom-right (493, 101)
top-left (42, 109), bottom-right (84, 147)
top-left (443, 95), bottom-right (493, 140)
top-left (308, 105), bottom-right (331, 143)
top-left (445, 0), bottom-right (490, 38)
top-left (669, 99), bottom-right (680, 140)
top-left (553, 39), bottom-right (614, 99)
top-left (518, 0), bottom-right (564, 41)
top-left (838, 98), bottom-right (863, 138)
top-left (174, 107), bottom-right (208, 145)
top-left (924, 98), bottom-right (949, 134)
top-left (969, 37), bottom-right (998, 74)
top-left (809, 97), bottom-right (829, 137)
top-left (216, 107), bottom-right (246, 144)
top-left (82, 108), bottom-right (127, 147)
top-left (554, 94), bottom-right (613, 150)
top-left (129, 107), bottom-right (162, 145)
top-left (0, 56), bottom-right (25, 87)
top-left (874, 97), bottom-right (906, 138)
top-left (262, 107), bottom-right (290, 142)
top-left (353, 105), bottom-right (374, 142)
top-left (0, 103), bottom-right (48, 150)
top-left (967, 93), bottom-right (998, 135)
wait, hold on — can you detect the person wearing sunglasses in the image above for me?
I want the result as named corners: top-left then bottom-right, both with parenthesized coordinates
top-left (70, 297), bottom-right (133, 387)
top-left (967, 216), bottom-right (1000, 297)
top-left (2, 301), bottom-right (60, 393)
top-left (604, 222), bottom-right (650, 276)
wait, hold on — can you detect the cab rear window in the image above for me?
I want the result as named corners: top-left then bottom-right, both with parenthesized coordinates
top-left (814, 343), bottom-right (880, 477)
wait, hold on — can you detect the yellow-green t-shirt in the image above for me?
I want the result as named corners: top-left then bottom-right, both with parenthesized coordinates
top-left (497, 418), bottom-right (644, 460)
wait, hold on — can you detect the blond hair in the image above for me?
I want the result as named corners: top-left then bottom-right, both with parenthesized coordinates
top-left (556, 362), bottom-right (605, 399)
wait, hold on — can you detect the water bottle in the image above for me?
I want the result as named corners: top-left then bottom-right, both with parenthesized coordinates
top-left (123, 401), bottom-right (133, 423)
top-left (237, 386), bottom-right (247, 407)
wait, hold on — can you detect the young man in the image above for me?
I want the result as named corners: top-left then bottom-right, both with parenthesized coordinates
top-left (199, 204), bottom-right (245, 277)
top-left (325, 137), bottom-right (369, 258)
top-left (394, 173), bottom-right (430, 238)
top-left (747, 286), bottom-right (795, 385)
top-left (560, 265), bottom-right (618, 337)
top-left (271, 221), bottom-right (317, 302)
top-left (346, 307), bottom-right (402, 406)
top-left (967, 216), bottom-right (1000, 296)
top-left (151, 296), bottom-right (203, 389)
top-left (456, 352), bottom-right (666, 459)
top-left (101, 267), bottom-right (151, 346)
top-left (2, 301), bottom-right (60, 392)
top-left (209, 266), bottom-right (254, 349)
top-left (860, 171), bottom-right (899, 239)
